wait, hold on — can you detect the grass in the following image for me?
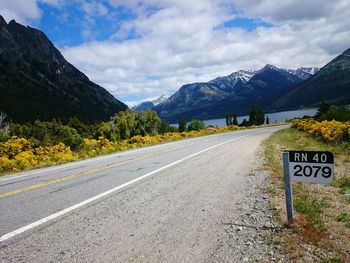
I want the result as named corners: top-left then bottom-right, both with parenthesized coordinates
top-left (336, 213), bottom-right (349, 222)
top-left (294, 194), bottom-right (328, 230)
top-left (322, 258), bottom-right (343, 263)
top-left (263, 127), bottom-right (350, 262)
top-left (332, 177), bottom-right (350, 194)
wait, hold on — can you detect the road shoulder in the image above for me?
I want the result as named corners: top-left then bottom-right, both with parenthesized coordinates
top-left (210, 147), bottom-right (285, 262)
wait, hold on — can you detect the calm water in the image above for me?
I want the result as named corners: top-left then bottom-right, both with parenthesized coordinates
top-left (202, 108), bottom-right (317, 127)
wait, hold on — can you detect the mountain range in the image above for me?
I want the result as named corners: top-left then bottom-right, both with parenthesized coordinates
top-left (152, 48), bottom-right (350, 123)
top-left (153, 65), bottom-right (319, 122)
top-left (133, 95), bottom-right (169, 111)
top-left (1, 15), bottom-right (349, 125)
top-left (273, 49), bottom-right (350, 109)
top-left (0, 15), bottom-right (127, 123)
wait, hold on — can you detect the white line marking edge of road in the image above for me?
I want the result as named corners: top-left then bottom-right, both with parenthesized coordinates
top-left (0, 132), bottom-right (256, 242)
top-left (0, 126), bottom-right (276, 182)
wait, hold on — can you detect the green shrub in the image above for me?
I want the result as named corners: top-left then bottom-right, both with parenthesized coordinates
top-left (187, 119), bottom-right (205, 131)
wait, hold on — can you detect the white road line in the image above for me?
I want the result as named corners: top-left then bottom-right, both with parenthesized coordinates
top-left (0, 132), bottom-right (256, 242)
top-left (0, 129), bottom-right (247, 182)
top-left (0, 153), bottom-right (121, 182)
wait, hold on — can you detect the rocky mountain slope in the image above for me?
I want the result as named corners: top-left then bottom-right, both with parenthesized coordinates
top-left (133, 95), bottom-right (169, 111)
top-left (154, 70), bottom-right (256, 121)
top-left (0, 15), bottom-right (127, 123)
top-left (155, 65), bottom-right (308, 122)
top-left (273, 48), bottom-right (350, 109)
top-left (287, 67), bottom-right (319, 80)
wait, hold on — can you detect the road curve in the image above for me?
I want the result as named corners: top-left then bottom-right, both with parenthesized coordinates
top-left (0, 125), bottom-right (285, 262)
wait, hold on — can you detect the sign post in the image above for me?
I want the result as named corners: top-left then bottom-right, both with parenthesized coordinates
top-left (282, 150), bottom-right (334, 225)
top-left (283, 151), bottom-right (294, 224)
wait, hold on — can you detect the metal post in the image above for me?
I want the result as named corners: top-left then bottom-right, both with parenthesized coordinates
top-left (283, 151), bottom-right (294, 224)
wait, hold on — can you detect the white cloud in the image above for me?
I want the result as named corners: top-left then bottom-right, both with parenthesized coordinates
top-left (1, 0), bottom-right (350, 105)
top-left (0, 0), bottom-right (68, 24)
top-left (83, 1), bottom-right (108, 17)
top-left (125, 95), bottom-right (161, 108)
top-left (62, 0), bottom-right (350, 104)
top-left (0, 0), bottom-right (42, 24)
top-left (234, 0), bottom-right (350, 23)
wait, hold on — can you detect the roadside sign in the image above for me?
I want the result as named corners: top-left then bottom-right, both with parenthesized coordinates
top-left (282, 150), bottom-right (334, 225)
top-left (288, 151), bottom-right (334, 184)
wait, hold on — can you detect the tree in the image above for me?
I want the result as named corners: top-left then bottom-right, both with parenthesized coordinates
top-left (96, 121), bottom-right (118, 141)
top-left (187, 119), bottom-right (205, 131)
top-left (266, 116), bottom-right (270, 125)
top-left (159, 122), bottom-right (177, 134)
top-left (315, 100), bottom-right (331, 120)
top-left (318, 106), bottom-right (350, 122)
top-left (225, 113), bottom-right (230, 126)
top-left (68, 117), bottom-right (88, 136)
top-left (178, 117), bottom-right (186, 132)
top-left (248, 105), bottom-right (265, 125)
top-left (240, 118), bottom-right (249, 127)
top-left (0, 111), bottom-right (10, 141)
top-left (110, 110), bottom-right (136, 139)
top-left (135, 110), bottom-right (161, 136)
top-left (226, 112), bottom-right (238, 126)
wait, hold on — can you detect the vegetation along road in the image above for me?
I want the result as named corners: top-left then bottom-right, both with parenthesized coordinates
top-left (0, 125), bottom-right (285, 262)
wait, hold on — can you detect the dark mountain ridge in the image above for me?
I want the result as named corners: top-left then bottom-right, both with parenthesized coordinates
top-left (155, 65), bottom-right (305, 122)
top-left (273, 48), bottom-right (350, 109)
top-left (0, 15), bottom-right (127, 123)
top-left (154, 70), bottom-right (256, 121)
top-left (155, 47), bottom-right (350, 123)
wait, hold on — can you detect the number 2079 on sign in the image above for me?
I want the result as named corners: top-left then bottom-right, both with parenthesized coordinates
top-left (288, 151), bottom-right (334, 184)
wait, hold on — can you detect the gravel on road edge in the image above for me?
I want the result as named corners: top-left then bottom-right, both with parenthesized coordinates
top-left (211, 148), bottom-right (286, 262)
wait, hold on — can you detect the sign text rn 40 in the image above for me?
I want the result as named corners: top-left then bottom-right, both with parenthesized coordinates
top-left (288, 151), bottom-right (334, 184)
top-left (282, 150), bottom-right (334, 224)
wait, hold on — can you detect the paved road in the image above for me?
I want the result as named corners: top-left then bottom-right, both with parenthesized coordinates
top-left (0, 125), bottom-right (285, 262)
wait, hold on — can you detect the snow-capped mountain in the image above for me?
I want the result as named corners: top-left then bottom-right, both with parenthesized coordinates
top-left (155, 69), bottom-right (257, 119)
top-left (208, 70), bottom-right (256, 93)
top-left (133, 95), bottom-right (170, 111)
top-left (286, 67), bottom-right (319, 80)
top-left (274, 48), bottom-right (350, 109)
top-left (152, 94), bottom-right (169, 105)
top-left (154, 64), bottom-right (306, 122)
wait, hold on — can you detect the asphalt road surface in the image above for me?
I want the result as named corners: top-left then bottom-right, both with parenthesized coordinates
top-left (0, 125), bottom-right (285, 262)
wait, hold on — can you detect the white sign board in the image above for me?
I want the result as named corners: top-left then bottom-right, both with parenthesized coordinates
top-left (288, 151), bottom-right (334, 184)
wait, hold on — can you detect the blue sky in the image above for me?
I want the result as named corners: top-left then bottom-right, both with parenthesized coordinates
top-left (1, 0), bottom-right (349, 106)
top-left (36, 1), bottom-right (138, 47)
top-left (36, 2), bottom-right (271, 48)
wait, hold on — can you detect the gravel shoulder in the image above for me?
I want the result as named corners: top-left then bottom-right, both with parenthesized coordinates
top-left (1, 131), bottom-right (284, 262)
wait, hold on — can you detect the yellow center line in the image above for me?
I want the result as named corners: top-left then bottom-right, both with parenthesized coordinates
top-left (0, 154), bottom-right (153, 199)
top-left (0, 140), bottom-right (200, 199)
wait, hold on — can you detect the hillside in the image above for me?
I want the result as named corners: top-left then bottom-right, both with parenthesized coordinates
top-left (133, 95), bottom-right (169, 112)
top-left (155, 70), bottom-right (256, 122)
top-left (0, 15), bottom-right (127, 123)
top-left (273, 48), bottom-right (350, 109)
top-left (155, 66), bottom-right (305, 122)
top-left (205, 65), bottom-right (304, 118)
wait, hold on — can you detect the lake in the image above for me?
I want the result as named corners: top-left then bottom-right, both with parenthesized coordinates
top-left (202, 108), bottom-right (317, 127)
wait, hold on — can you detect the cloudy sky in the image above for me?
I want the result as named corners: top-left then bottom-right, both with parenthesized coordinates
top-left (1, 0), bottom-right (349, 106)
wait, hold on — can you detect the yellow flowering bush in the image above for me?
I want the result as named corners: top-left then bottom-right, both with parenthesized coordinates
top-left (0, 138), bottom-right (75, 173)
top-left (292, 119), bottom-right (350, 143)
top-left (14, 151), bottom-right (38, 169)
top-left (0, 137), bottom-right (32, 158)
top-left (81, 137), bottom-right (116, 157)
top-left (0, 156), bottom-right (15, 172)
top-left (0, 124), bottom-right (254, 174)
top-left (130, 135), bottom-right (160, 145)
